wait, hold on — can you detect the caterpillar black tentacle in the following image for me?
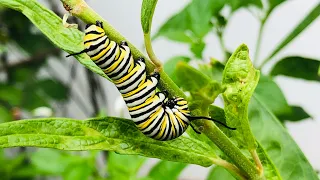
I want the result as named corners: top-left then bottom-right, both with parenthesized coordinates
top-left (66, 21), bottom-right (236, 141)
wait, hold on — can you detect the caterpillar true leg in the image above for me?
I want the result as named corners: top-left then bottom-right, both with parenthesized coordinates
top-left (190, 123), bottom-right (201, 134)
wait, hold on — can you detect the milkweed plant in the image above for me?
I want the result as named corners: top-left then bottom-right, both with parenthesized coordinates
top-left (0, 0), bottom-right (319, 179)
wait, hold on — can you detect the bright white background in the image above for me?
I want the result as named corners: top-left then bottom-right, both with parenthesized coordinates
top-left (58, 0), bottom-right (320, 179)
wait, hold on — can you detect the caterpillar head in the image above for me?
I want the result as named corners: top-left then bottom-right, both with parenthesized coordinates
top-left (84, 21), bottom-right (104, 34)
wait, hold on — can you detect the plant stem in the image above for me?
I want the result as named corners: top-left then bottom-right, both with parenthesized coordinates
top-left (253, 20), bottom-right (265, 67)
top-left (144, 33), bottom-right (162, 70)
top-left (60, 0), bottom-right (262, 179)
top-left (217, 31), bottom-right (228, 63)
top-left (195, 120), bottom-right (261, 179)
top-left (212, 158), bottom-right (247, 180)
top-left (250, 149), bottom-right (264, 176)
top-left (258, 3), bottom-right (320, 69)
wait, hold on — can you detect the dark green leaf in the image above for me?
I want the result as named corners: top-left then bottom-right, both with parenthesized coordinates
top-left (36, 79), bottom-right (69, 101)
top-left (164, 56), bottom-right (191, 84)
top-left (154, 0), bottom-right (225, 42)
top-left (108, 152), bottom-right (146, 180)
top-left (0, 84), bottom-right (22, 106)
top-left (278, 105), bottom-right (311, 122)
top-left (270, 56), bottom-right (320, 81)
top-left (207, 166), bottom-right (235, 180)
top-left (21, 85), bottom-right (49, 110)
top-left (0, 117), bottom-right (218, 167)
top-left (11, 68), bottom-right (37, 83)
top-left (262, 3), bottom-right (320, 66)
top-left (222, 44), bottom-right (260, 149)
top-left (175, 62), bottom-right (223, 104)
top-left (254, 75), bottom-right (291, 117)
top-left (190, 41), bottom-right (205, 59)
top-left (0, 0), bottom-right (110, 81)
top-left (0, 9), bottom-right (55, 54)
top-left (0, 106), bottom-right (12, 123)
top-left (148, 160), bottom-right (187, 180)
top-left (141, 0), bottom-right (158, 34)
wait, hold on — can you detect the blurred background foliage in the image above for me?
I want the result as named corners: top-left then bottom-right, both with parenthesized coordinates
top-left (0, 0), bottom-right (319, 179)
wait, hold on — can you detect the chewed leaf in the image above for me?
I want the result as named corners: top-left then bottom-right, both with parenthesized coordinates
top-left (0, 117), bottom-right (217, 167)
top-left (222, 44), bottom-right (260, 149)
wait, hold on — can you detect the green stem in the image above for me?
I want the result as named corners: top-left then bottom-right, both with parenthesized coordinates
top-left (258, 3), bottom-right (320, 69)
top-left (60, 0), bottom-right (262, 179)
top-left (250, 149), bottom-right (264, 176)
top-left (253, 20), bottom-right (265, 67)
top-left (217, 31), bottom-right (228, 63)
top-left (212, 158), bottom-right (247, 180)
top-left (144, 33), bottom-right (162, 69)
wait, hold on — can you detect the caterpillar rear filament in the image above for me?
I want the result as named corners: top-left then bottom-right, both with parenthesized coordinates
top-left (67, 21), bottom-right (236, 141)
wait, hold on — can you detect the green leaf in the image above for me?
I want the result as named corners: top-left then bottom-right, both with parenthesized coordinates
top-left (278, 105), bottom-right (311, 122)
top-left (268, 0), bottom-right (286, 11)
top-left (222, 44), bottom-right (260, 149)
top-left (36, 79), bottom-right (69, 101)
top-left (254, 75), bottom-right (291, 117)
top-left (30, 149), bottom-right (94, 179)
top-left (190, 40), bottom-right (205, 59)
top-left (270, 56), bottom-right (320, 81)
top-left (148, 160), bottom-right (187, 180)
top-left (250, 96), bottom-right (318, 179)
top-left (0, 117), bottom-right (218, 167)
top-left (30, 149), bottom-right (76, 175)
top-left (108, 152), bottom-right (146, 180)
top-left (199, 58), bottom-right (225, 82)
top-left (175, 62), bottom-right (223, 104)
top-left (141, 0), bottom-right (158, 34)
top-left (208, 97), bottom-right (317, 179)
top-left (227, 0), bottom-right (263, 11)
top-left (255, 141), bottom-right (281, 179)
top-left (207, 166), bottom-right (235, 180)
top-left (164, 56), bottom-right (190, 84)
top-left (1, 9), bottom-right (55, 54)
top-left (0, 84), bottom-right (22, 106)
top-left (262, 3), bottom-right (320, 67)
top-left (21, 85), bottom-right (50, 110)
top-left (154, 0), bottom-right (225, 42)
top-left (63, 159), bottom-right (94, 180)
top-left (0, 0), bottom-right (110, 81)
top-left (0, 106), bottom-right (12, 123)
top-left (208, 108), bottom-right (282, 179)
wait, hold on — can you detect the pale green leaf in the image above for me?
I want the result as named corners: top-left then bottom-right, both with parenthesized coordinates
top-left (0, 117), bottom-right (217, 167)
top-left (141, 0), bottom-right (158, 34)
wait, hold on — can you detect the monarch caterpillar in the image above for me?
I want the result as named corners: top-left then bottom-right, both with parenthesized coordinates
top-left (67, 21), bottom-right (236, 141)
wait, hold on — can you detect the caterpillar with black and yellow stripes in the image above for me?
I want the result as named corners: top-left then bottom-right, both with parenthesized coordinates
top-left (67, 21), bottom-right (236, 141)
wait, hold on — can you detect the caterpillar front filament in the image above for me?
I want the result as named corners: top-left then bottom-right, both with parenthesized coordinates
top-left (67, 21), bottom-right (236, 141)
